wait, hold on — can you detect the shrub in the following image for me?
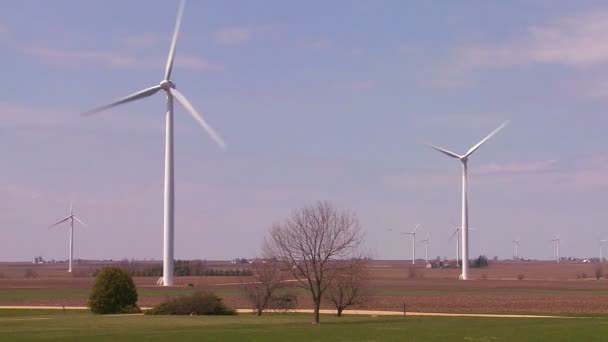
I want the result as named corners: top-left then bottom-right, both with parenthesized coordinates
top-left (88, 267), bottom-right (140, 314)
top-left (473, 255), bottom-right (488, 268)
top-left (242, 262), bottom-right (283, 316)
top-left (269, 293), bottom-right (298, 312)
top-left (595, 265), bottom-right (603, 280)
top-left (407, 265), bottom-right (421, 279)
top-left (517, 273), bottom-right (525, 280)
top-left (24, 269), bottom-right (38, 279)
top-left (146, 291), bottom-right (236, 315)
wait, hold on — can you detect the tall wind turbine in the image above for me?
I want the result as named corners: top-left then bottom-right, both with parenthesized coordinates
top-left (513, 237), bottom-right (520, 260)
top-left (420, 233), bottom-right (430, 263)
top-left (49, 203), bottom-right (87, 272)
top-left (551, 234), bottom-right (560, 263)
top-left (403, 224), bottom-right (421, 265)
top-left (600, 239), bottom-right (607, 262)
top-left (81, 0), bottom-right (225, 286)
top-left (428, 121), bottom-right (509, 280)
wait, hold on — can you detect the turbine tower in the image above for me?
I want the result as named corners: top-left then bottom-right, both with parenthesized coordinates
top-left (551, 234), bottom-right (560, 263)
top-left (600, 239), bottom-right (607, 262)
top-left (48, 203), bottom-right (87, 272)
top-left (81, 0), bottom-right (225, 286)
top-left (513, 237), bottom-right (520, 260)
top-left (420, 233), bottom-right (430, 263)
top-left (428, 121), bottom-right (509, 280)
top-left (403, 224), bottom-right (421, 265)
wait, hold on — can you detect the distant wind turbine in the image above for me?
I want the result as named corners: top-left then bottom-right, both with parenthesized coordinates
top-left (551, 234), bottom-right (560, 263)
top-left (449, 226), bottom-right (460, 267)
top-left (428, 121), bottom-right (509, 280)
top-left (513, 237), bottom-right (520, 260)
top-left (397, 224), bottom-right (421, 265)
top-left (80, 0), bottom-right (225, 286)
top-left (600, 239), bottom-right (607, 262)
top-left (420, 233), bottom-right (430, 263)
top-left (48, 203), bottom-right (87, 273)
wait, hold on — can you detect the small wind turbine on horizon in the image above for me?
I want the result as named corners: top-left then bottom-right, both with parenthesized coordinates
top-left (551, 234), bottom-right (560, 263)
top-left (449, 226), bottom-right (460, 267)
top-left (428, 121), bottom-right (509, 280)
top-left (80, 0), bottom-right (225, 286)
top-left (449, 225), bottom-right (477, 267)
top-left (389, 225), bottom-right (421, 264)
top-left (600, 239), bottom-right (607, 262)
top-left (420, 233), bottom-right (430, 263)
top-left (48, 203), bottom-right (87, 273)
top-left (513, 237), bottom-right (520, 260)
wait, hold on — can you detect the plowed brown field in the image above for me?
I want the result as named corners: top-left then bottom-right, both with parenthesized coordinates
top-left (1, 260), bottom-right (607, 314)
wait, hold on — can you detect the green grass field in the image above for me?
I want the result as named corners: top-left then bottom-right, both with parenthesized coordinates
top-left (1, 310), bottom-right (607, 341)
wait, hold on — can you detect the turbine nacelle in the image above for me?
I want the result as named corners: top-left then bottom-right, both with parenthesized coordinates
top-left (160, 80), bottom-right (176, 91)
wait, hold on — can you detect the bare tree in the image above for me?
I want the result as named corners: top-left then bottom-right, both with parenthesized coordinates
top-left (327, 258), bottom-right (368, 317)
top-left (242, 261), bottom-right (283, 316)
top-left (264, 201), bottom-right (364, 324)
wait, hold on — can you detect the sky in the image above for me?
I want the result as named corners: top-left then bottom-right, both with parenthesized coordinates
top-left (1, 0), bottom-right (607, 262)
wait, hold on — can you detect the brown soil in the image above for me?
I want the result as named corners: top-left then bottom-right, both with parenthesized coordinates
top-left (1, 260), bottom-right (607, 314)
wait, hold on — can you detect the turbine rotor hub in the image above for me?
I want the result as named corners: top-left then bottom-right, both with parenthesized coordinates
top-left (159, 80), bottom-right (176, 91)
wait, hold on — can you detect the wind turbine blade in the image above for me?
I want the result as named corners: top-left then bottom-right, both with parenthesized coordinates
top-left (464, 120), bottom-right (509, 158)
top-left (427, 144), bottom-right (461, 159)
top-left (48, 216), bottom-right (71, 229)
top-left (73, 216), bottom-right (87, 227)
top-left (164, 0), bottom-right (186, 80)
top-left (413, 224), bottom-right (421, 233)
top-left (449, 228), bottom-right (458, 241)
top-left (81, 85), bottom-right (162, 116)
top-left (170, 88), bottom-right (226, 149)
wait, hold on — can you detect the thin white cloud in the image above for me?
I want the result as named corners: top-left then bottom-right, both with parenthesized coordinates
top-left (0, 183), bottom-right (41, 200)
top-left (22, 46), bottom-right (139, 67)
top-left (427, 113), bottom-right (503, 128)
top-left (332, 80), bottom-right (377, 91)
top-left (177, 55), bottom-right (224, 72)
top-left (474, 160), bottom-right (558, 175)
top-left (215, 27), bottom-right (254, 45)
top-left (0, 102), bottom-right (69, 127)
top-left (458, 9), bottom-right (608, 68)
top-left (20, 46), bottom-right (223, 71)
top-left (297, 38), bottom-right (332, 50)
top-left (119, 33), bottom-right (164, 49)
top-left (388, 156), bottom-right (608, 193)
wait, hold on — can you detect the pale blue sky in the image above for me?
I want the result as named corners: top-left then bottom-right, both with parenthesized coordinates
top-left (1, 1), bottom-right (607, 262)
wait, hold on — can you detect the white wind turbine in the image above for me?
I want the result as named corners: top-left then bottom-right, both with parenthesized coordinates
top-left (420, 233), bottom-right (430, 263)
top-left (81, 0), bottom-right (225, 286)
top-left (428, 121), bottom-right (509, 280)
top-left (403, 224), bottom-right (421, 265)
top-left (551, 234), bottom-right (560, 263)
top-left (48, 203), bottom-right (87, 273)
top-left (599, 239), bottom-right (607, 262)
top-left (513, 237), bottom-right (520, 260)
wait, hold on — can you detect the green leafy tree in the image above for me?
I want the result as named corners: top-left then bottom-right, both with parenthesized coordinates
top-left (88, 267), bottom-right (140, 314)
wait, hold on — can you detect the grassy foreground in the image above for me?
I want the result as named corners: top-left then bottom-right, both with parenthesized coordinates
top-left (1, 310), bottom-right (607, 341)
